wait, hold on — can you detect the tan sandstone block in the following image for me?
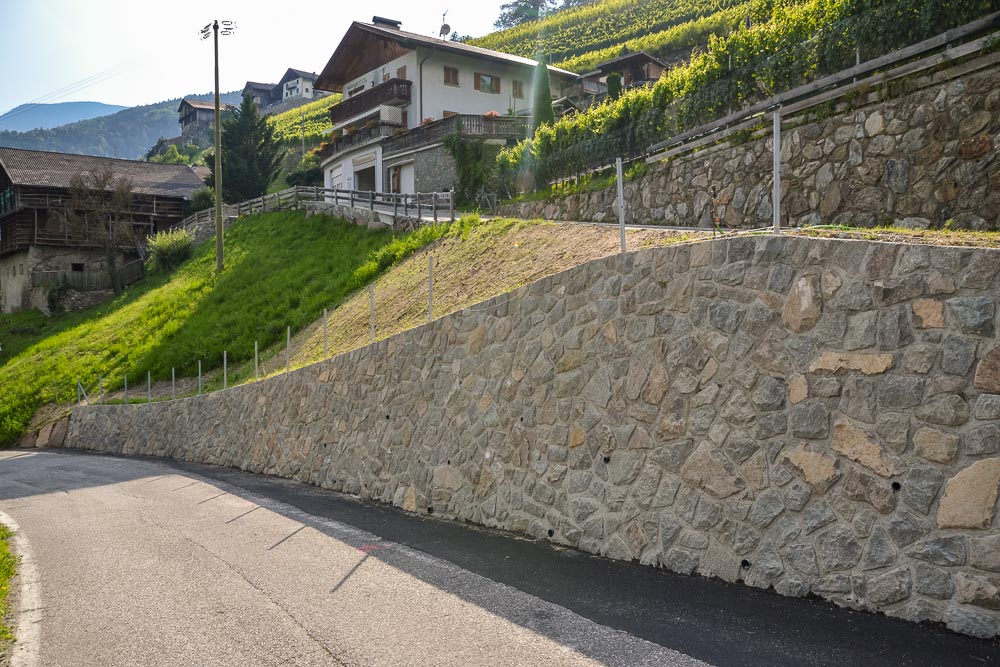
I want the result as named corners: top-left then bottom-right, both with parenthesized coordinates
top-left (568, 423), bottom-right (586, 448)
top-left (913, 427), bottom-right (959, 464)
top-left (401, 486), bottom-right (417, 512)
top-left (831, 419), bottom-right (904, 478)
top-left (937, 458), bottom-right (1000, 529)
top-left (808, 352), bottom-right (894, 375)
top-left (783, 445), bottom-right (840, 492)
top-left (788, 374), bottom-right (808, 405)
top-left (911, 299), bottom-right (944, 328)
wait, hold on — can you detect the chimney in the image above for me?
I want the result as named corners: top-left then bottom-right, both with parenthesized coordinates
top-left (372, 16), bottom-right (402, 30)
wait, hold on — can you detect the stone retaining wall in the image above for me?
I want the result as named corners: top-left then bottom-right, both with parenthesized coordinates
top-left (66, 235), bottom-right (1000, 638)
top-left (502, 64), bottom-right (1000, 231)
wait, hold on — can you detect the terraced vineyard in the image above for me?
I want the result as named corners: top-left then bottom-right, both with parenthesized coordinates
top-left (467, 0), bottom-right (758, 71)
top-left (268, 94), bottom-right (343, 144)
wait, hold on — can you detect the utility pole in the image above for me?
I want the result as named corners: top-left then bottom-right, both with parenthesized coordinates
top-left (201, 20), bottom-right (236, 273)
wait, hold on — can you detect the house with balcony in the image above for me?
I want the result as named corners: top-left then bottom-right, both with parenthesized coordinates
top-left (241, 69), bottom-right (331, 115)
top-left (177, 98), bottom-right (234, 146)
top-left (0, 148), bottom-right (203, 312)
top-left (313, 16), bottom-right (578, 195)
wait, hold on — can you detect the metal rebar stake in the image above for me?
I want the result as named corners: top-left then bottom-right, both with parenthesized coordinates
top-left (124, 375), bottom-right (128, 405)
top-left (147, 371), bottom-right (151, 403)
top-left (323, 308), bottom-right (328, 359)
top-left (369, 284), bottom-right (375, 344)
top-left (286, 327), bottom-right (290, 374)
top-left (198, 360), bottom-right (202, 395)
top-left (428, 255), bottom-right (434, 323)
top-left (254, 341), bottom-right (259, 381)
top-left (171, 368), bottom-right (175, 400)
top-left (616, 157), bottom-right (626, 252)
top-left (224, 351), bottom-right (228, 388)
top-left (773, 108), bottom-right (782, 233)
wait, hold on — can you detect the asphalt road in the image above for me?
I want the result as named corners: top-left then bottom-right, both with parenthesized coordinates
top-left (0, 450), bottom-right (997, 667)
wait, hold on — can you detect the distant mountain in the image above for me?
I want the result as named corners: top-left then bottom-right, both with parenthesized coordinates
top-left (0, 101), bottom-right (127, 132)
top-left (0, 91), bottom-right (243, 160)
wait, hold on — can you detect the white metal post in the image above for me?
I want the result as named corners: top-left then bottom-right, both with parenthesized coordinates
top-left (323, 308), bottom-right (328, 360)
top-left (428, 255), bottom-right (434, 323)
top-left (773, 108), bottom-right (782, 233)
top-left (369, 284), bottom-right (375, 344)
top-left (286, 327), bottom-right (291, 374)
top-left (198, 360), bottom-right (202, 395)
top-left (224, 351), bottom-right (228, 388)
top-left (171, 369), bottom-right (175, 400)
top-left (77, 380), bottom-right (81, 406)
top-left (254, 341), bottom-right (259, 381)
top-left (99, 377), bottom-right (103, 405)
top-left (147, 371), bottom-right (151, 403)
top-left (616, 157), bottom-right (626, 252)
top-left (124, 375), bottom-right (128, 405)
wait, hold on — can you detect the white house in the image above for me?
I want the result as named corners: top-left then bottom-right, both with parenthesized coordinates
top-left (313, 17), bottom-right (578, 195)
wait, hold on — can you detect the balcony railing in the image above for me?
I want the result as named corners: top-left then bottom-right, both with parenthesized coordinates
top-left (382, 114), bottom-right (530, 155)
top-left (329, 78), bottom-right (412, 126)
top-left (318, 124), bottom-right (401, 161)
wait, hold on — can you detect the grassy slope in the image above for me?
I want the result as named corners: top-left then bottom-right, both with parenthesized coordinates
top-left (0, 524), bottom-right (14, 648)
top-left (0, 211), bottom-right (420, 445)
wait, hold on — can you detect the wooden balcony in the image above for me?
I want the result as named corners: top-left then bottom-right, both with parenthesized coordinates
top-left (329, 79), bottom-right (411, 126)
top-left (382, 114), bottom-right (530, 155)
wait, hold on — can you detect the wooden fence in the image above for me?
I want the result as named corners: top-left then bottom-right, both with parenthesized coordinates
top-left (176, 185), bottom-right (455, 232)
top-left (31, 258), bottom-right (145, 292)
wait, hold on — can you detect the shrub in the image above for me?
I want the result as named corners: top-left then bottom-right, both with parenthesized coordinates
top-left (146, 228), bottom-right (194, 273)
top-left (186, 187), bottom-right (214, 215)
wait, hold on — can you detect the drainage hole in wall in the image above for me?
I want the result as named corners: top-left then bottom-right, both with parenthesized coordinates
top-left (891, 482), bottom-right (901, 492)
top-left (603, 456), bottom-right (611, 464)
top-left (547, 529), bottom-right (554, 538)
top-left (386, 415), bottom-right (390, 420)
top-left (427, 507), bottom-right (434, 515)
top-left (741, 559), bottom-right (751, 569)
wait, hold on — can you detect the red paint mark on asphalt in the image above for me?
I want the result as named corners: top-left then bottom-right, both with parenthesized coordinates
top-left (357, 543), bottom-right (388, 553)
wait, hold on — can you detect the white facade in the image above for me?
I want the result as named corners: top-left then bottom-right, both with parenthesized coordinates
top-left (323, 144), bottom-right (383, 193)
top-left (283, 77), bottom-right (317, 100)
top-left (322, 36), bottom-right (575, 195)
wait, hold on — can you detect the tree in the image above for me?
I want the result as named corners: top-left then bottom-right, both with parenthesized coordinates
top-left (606, 72), bottom-right (623, 101)
top-left (66, 168), bottom-right (135, 295)
top-left (532, 61), bottom-right (555, 128)
top-left (206, 95), bottom-right (283, 203)
top-left (494, 0), bottom-right (557, 29)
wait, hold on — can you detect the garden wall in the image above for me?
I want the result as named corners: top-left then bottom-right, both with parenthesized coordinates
top-left (65, 235), bottom-right (1000, 638)
top-left (501, 64), bottom-right (1000, 231)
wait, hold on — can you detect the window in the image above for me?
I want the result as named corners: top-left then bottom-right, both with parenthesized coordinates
top-left (474, 73), bottom-right (500, 94)
top-left (512, 80), bottom-right (525, 99)
top-left (348, 84), bottom-right (365, 97)
top-left (444, 66), bottom-right (459, 86)
top-left (397, 66), bottom-right (407, 80)
top-left (71, 263), bottom-right (84, 272)
top-left (383, 73), bottom-right (391, 82)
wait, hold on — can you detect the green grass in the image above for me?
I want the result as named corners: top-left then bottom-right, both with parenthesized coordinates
top-left (0, 210), bottom-right (451, 446)
top-left (0, 524), bottom-right (15, 645)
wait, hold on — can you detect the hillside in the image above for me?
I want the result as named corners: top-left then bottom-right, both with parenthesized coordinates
top-left (0, 101), bottom-right (127, 132)
top-left (0, 211), bottom-right (694, 446)
top-left (467, 0), bottom-right (756, 72)
top-left (0, 91), bottom-right (242, 159)
top-left (269, 95), bottom-right (343, 144)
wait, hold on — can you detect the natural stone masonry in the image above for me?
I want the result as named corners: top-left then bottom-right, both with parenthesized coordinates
top-left (502, 64), bottom-right (1000, 231)
top-left (65, 236), bottom-right (1000, 639)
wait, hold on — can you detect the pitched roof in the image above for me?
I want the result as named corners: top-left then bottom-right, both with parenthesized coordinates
top-left (0, 148), bottom-right (205, 198)
top-left (178, 98), bottom-right (216, 112)
top-left (316, 21), bottom-right (578, 91)
top-left (583, 51), bottom-right (669, 77)
top-left (243, 81), bottom-right (276, 91)
top-left (277, 68), bottom-right (319, 86)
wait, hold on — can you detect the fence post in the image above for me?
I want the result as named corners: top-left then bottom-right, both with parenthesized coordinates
top-left (147, 371), bottom-right (151, 403)
top-left (171, 368), bottom-right (175, 400)
top-left (323, 308), bottom-right (328, 360)
top-left (433, 193), bottom-right (438, 222)
top-left (773, 107), bottom-right (782, 233)
top-left (198, 360), bottom-right (202, 395)
top-left (393, 193), bottom-right (398, 218)
top-left (449, 190), bottom-right (454, 222)
top-left (77, 380), bottom-right (81, 406)
top-left (370, 191), bottom-right (375, 211)
top-left (224, 351), bottom-right (228, 389)
top-left (369, 284), bottom-right (375, 344)
top-left (124, 375), bottom-right (128, 405)
top-left (404, 193), bottom-right (409, 217)
top-left (254, 341), bottom-right (259, 381)
top-left (99, 377), bottom-right (103, 405)
top-left (286, 326), bottom-right (291, 374)
top-left (349, 190), bottom-right (355, 208)
top-left (616, 157), bottom-right (626, 253)
top-left (428, 255), bottom-right (434, 323)
top-left (417, 193), bottom-right (422, 220)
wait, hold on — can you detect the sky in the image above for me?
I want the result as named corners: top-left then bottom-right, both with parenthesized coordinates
top-left (0, 0), bottom-right (507, 115)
